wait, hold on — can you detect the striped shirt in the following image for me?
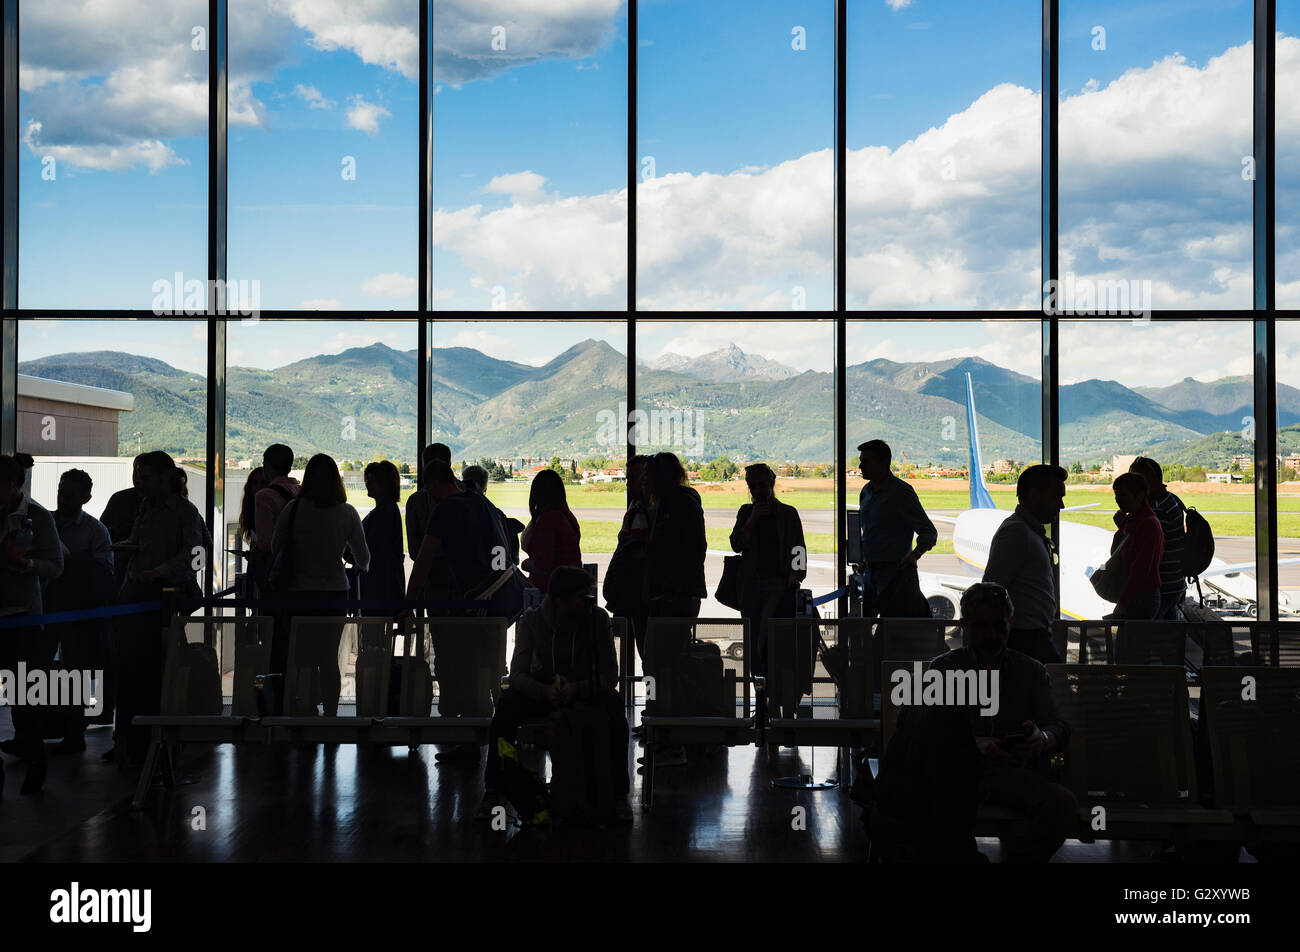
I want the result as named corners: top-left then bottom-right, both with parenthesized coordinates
top-left (1149, 488), bottom-right (1187, 596)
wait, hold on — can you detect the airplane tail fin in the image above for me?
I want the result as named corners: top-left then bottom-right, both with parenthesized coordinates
top-left (966, 372), bottom-right (996, 510)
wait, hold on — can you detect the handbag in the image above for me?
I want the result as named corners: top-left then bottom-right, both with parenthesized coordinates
top-left (1088, 533), bottom-right (1128, 603)
top-left (266, 499), bottom-right (300, 593)
top-left (714, 554), bottom-right (743, 611)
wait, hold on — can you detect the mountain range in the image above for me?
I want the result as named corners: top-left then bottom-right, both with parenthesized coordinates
top-left (19, 341), bottom-right (1300, 468)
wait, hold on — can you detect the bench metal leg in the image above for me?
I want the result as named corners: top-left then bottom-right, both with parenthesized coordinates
top-left (130, 730), bottom-right (163, 810)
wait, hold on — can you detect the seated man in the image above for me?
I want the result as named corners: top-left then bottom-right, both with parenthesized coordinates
top-left (874, 582), bottom-right (1077, 862)
top-left (479, 565), bottom-right (631, 823)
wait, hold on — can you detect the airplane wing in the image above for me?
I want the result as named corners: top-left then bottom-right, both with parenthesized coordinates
top-left (918, 570), bottom-right (980, 592)
top-left (1061, 503), bottom-right (1100, 512)
top-left (1201, 556), bottom-right (1300, 578)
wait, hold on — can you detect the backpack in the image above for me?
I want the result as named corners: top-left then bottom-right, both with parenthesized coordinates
top-left (1182, 507), bottom-right (1215, 580)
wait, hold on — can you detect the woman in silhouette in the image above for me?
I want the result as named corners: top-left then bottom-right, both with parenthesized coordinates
top-left (270, 454), bottom-right (369, 715)
top-left (729, 463), bottom-right (806, 680)
top-left (520, 468), bottom-right (581, 593)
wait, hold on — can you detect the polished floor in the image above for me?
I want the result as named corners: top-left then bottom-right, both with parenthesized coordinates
top-left (2, 706), bottom-right (1213, 863)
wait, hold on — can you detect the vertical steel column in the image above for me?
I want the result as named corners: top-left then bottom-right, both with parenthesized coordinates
top-left (0, 0), bottom-right (17, 455)
top-left (205, 0), bottom-right (228, 596)
top-left (418, 0), bottom-right (433, 475)
top-left (1041, 0), bottom-right (1061, 613)
top-left (835, 0), bottom-right (848, 615)
top-left (627, 1), bottom-right (638, 470)
top-left (1253, 0), bottom-right (1278, 620)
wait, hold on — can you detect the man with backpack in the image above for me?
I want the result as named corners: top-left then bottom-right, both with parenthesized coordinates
top-left (1129, 457), bottom-right (1193, 619)
top-left (254, 443), bottom-right (299, 557)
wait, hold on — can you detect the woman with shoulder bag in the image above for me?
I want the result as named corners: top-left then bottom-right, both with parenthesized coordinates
top-left (270, 454), bottom-right (369, 715)
top-left (728, 464), bottom-right (806, 705)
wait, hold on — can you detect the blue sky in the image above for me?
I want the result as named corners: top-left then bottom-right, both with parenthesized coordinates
top-left (10, 0), bottom-right (1300, 384)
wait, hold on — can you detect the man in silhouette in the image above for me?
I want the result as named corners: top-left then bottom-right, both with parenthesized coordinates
top-left (855, 440), bottom-right (935, 618)
top-left (1128, 457), bottom-right (1187, 620)
top-left (406, 443), bottom-right (457, 605)
top-left (479, 565), bottom-right (631, 823)
top-left (872, 583), bottom-right (1075, 862)
top-left (254, 443), bottom-right (299, 553)
top-left (982, 464), bottom-right (1067, 664)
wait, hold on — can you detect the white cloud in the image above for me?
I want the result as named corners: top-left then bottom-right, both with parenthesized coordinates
top-left (293, 84), bottom-right (335, 109)
top-left (345, 95), bottom-right (391, 135)
top-left (361, 273), bottom-right (417, 298)
top-left (886, 0), bottom-right (914, 10)
top-left (482, 171), bottom-right (550, 205)
top-left (18, 0), bottom-right (623, 171)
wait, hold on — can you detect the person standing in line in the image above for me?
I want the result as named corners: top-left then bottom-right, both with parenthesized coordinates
top-left (45, 469), bottom-right (114, 756)
top-left (1108, 472), bottom-right (1164, 623)
top-left (1128, 457), bottom-right (1187, 620)
top-left (0, 453), bottom-right (64, 793)
top-left (520, 469), bottom-right (581, 594)
top-left (111, 451), bottom-right (203, 765)
top-left (356, 460), bottom-right (404, 605)
top-left (644, 452), bottom-right (706, 620)
top-left (270, 454), bottom-right (370, 716)
top-left (604, 454), bottom-right (651, 663)
top-left (856, 440), bottom-right (936, 617)
top-left (729, 463), bottom-right (805, 680)
top-left (981, 464), bottom-right (1068, 664)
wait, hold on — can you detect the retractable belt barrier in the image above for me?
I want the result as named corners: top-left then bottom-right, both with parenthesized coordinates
top-left (0, 600), bottom-right (166, 631)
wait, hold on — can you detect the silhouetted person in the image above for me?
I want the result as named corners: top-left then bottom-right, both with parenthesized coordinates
top-left (405, 443), bottom-right (455, 604)
top-left (1108, 472), bottom-right (1163, 622)
top-left (872, 583), bottom-right (1075, 862)
top-left (479, 566), bottom-right (631, 823)
top-left (405, 459), bottom-right (502, 607)
top-left (111, 451), bottom-right (202, 765)
top-left (100, 454), bottom-right (144, 596)
top-left (237, 466), bottom-right (268, 548)
top-left (856, 440), bottom-right (936, 619)
top-left (463, 464), bottom-right (521, 564)
top-left (729, 463), bottom-right (805, 680)
top-left (0, 453), bottom-right (63, 793)
top-left (355, 460), bottom-right (403, 605)
top-left (604, 454), bottom-right (650, 661)
top-left (982, 464), bottom-right (1067, 664)
top-left (521, 469), bottom-right (581, 593)
top-left (270, 454), bottom-right (369, 715)
top-left (45, 469), bottom-right (114, 755)
top-left (254, 443), bottom-right (298, 554)
top-left (1129, 457), bottom-right (1187, 619)
top-left (644, 452), bottom-right (706, 619)
top-left (96, 454), bottom-right (144, 742)
top-left (937, 583), bottom-right (1075, 861)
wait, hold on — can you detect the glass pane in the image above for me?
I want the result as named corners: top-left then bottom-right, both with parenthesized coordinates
top-left (847, 0), bottom-right (1041, 309)
top-left (637, 0), bottom-right (834, 310)
top-left (1060, 1), bottom-right (1254, 311)
top-left (634, 320), bottom-right (837, 629)
top-left (18, 1), bottom-right (208, 309)
top-left (221, 319), bottom-right (418, 577)
top-left (846, 320), bottom-right (1043, 619)
top-left (1280, 3), bottom-right (1300, 307)
top-left (432, 3), bottom-right (628, 310)
top-left (229, 0), bottom-right (418, 310)
top-left (17, 317), bottom-right (211, 581)
top-left (1061, 318), bottom-right (1257, 618)
top-left (1276, 320), bottom-right (1300, 613)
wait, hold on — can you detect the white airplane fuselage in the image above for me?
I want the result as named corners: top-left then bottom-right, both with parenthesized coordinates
top-left (950, 508), bottom-right (1274, 619)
